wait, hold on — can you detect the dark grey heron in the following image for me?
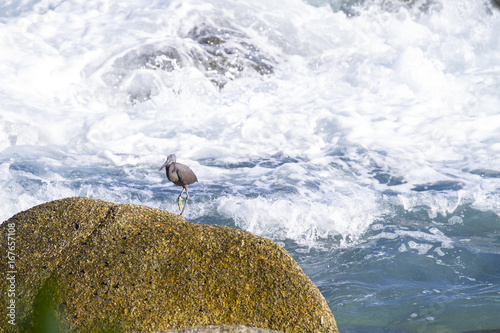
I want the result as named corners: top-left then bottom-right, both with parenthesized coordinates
top-left (159, 154), bottom-right (198, 215)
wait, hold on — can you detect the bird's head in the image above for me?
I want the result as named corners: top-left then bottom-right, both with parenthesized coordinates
top-left (159, 154), bottom-right (176, 171)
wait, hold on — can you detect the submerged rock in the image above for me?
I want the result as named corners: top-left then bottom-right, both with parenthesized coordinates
top-left (101, 24), bottom-right (275, 103)
top-left (187, 25), bottom-right (274, 88)
top-left (0, 197), bottom-right (338, 332)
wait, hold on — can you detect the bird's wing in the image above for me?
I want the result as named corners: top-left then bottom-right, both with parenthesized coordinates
top-left (177, 165), bottom-right (198, 185)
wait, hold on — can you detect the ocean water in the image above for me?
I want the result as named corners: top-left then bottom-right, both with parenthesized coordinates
top-left (1, 0), bottom-right (500, 331)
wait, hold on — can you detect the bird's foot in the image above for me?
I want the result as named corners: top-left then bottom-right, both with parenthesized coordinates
top-left (177, 196), bottom-right (184, 211)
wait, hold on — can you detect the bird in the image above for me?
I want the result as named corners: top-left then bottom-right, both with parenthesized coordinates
top-left (159, 154), bottom-right (198, 215)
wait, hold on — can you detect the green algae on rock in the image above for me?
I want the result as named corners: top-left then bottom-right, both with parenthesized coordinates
top-left (0, 197), bottom-right (338, 332)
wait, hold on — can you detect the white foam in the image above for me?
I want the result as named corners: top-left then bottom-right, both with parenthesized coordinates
top-left (216, 190), bottom-right (381, 248)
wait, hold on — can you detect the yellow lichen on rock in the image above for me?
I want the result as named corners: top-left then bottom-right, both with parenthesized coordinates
top-left (0, 197), bottom-right (338, 332)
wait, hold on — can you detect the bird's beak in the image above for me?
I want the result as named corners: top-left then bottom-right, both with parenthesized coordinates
top-left (159, 160), bottom-right (169, 171)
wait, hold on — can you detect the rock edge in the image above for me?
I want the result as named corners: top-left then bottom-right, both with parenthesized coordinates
top-left (0, 197), bottom-right (338, 332)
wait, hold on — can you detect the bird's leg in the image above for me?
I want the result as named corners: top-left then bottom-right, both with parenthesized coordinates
top-left (177, 188), bottom-right (185, 211)
top-left (180, 187), bottom-right (189, 216)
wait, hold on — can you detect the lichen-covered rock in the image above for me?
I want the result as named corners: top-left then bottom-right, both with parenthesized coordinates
top-left (0, 197), bottom-right (338, 332)
top-left (156, 325), bottom-right (284, 333)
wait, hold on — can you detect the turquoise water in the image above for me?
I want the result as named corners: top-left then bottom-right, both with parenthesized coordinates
top-left (1, 0), bottom-right (500, 331)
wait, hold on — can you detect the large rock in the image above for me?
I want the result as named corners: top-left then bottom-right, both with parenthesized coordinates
top-left (0, 197), bottom-right (338, 332)
top-left (156, 325), bottom-right (284, 333)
